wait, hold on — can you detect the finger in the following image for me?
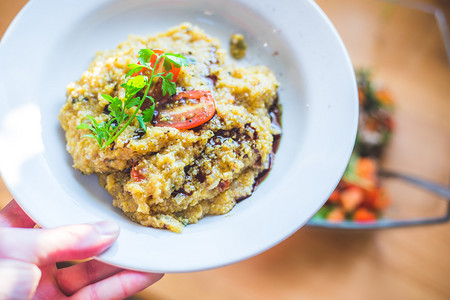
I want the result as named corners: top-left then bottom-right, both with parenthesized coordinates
top-left (0, 259), bottom-right (41, 300)
top-left (0, 199), bottom-right (35, 228)
top-left (0, 220), bottom-right (119, 265)
top-left (56, 259), bottom-right (123, 296)
top-left (71, 270), bottom-right (163, 300)
top-left (32, 265), bottom-right (68, 300)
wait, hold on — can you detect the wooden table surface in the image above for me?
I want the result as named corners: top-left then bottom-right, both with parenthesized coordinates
top-left (1, 0), bottom-right (449, 299)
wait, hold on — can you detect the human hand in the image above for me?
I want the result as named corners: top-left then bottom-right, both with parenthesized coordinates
top-left (0, 200), bottom-right (163, 299)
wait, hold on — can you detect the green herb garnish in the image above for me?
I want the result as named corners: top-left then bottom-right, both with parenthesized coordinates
top-left (76, 49), bottom-right (188, 149)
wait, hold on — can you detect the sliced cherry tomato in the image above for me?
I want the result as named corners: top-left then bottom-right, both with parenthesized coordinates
top-left (154, 90), bottom-right (216, 130)
top-left (131, 62), bottom-right (144, 77)
top-left (150, 49), bottom-right (181, 82)
top-left (132, 49), bottom-right (180, 82)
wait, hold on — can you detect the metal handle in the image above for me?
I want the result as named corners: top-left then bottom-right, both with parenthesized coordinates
top-left (379, 169), bottom-right (450, 200)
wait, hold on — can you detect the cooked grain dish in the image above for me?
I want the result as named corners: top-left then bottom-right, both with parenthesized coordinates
top-left (59, 23), bottom-right (280, 232)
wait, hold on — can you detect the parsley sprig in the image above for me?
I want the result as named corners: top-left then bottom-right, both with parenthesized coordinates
top-left (77, 49), bottom-right (188, 149)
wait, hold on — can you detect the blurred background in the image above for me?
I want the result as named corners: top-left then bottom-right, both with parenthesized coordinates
top-left (0, 0), bottom-right (449, 299)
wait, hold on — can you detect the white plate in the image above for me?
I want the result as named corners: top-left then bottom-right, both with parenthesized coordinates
top-left (0, 0), bottom-right (357, 272)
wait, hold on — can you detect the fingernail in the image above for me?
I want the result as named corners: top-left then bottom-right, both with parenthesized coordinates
top-left (93, 220), bottom-right (120, 236)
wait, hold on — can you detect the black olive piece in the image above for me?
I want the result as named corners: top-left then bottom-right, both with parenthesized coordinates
top-left (133, 128), bottom-right (146, 139)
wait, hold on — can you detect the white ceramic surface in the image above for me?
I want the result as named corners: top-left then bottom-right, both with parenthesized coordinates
top-left (0, 0), bottom-right (358, 272)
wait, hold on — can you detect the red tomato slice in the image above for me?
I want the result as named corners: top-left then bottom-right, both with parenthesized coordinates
top-left (154, 90), bottom-right (216, 129)
top-left (150, 50), bottom-right (181, 82)
top-left (133, 50), bottom-right (181, 82)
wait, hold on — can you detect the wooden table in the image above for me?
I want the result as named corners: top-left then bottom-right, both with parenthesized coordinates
top-left (1, 0), bottom-right (449, 299)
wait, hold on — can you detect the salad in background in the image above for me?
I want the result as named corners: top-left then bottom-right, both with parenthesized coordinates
top-left (314, 70), bottom-right (394, 222)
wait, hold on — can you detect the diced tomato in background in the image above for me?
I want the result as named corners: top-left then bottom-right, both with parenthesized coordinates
top-left (328, 190), bottom-right (340, 204)
top-left (326, 207), bottom-right (346, 222)
top-left (340, 186), bottom-right (364, 212)
top-left (353, 207), bottom-right (377, 222)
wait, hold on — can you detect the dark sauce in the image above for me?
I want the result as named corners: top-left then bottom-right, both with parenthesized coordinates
top-left (133, 128), bottom-right (146, 139)
top-left (72, 96), bottom-right (89, 104)
top-left (195, 171), bottom-right (206, 183)
top-left (171, 188), bottom-right (193, 197)
top-left (209, 124), bottom-right (257, 147)
top-left (206, 74), bottom-right (218, 86)
top-left (103, 104), bottom-right (110, 114)
top-left (237, 96), bottom-right (282, 203)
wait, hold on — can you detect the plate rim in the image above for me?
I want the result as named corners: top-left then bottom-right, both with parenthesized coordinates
top-left (0, 0), bottom-right (358, 272)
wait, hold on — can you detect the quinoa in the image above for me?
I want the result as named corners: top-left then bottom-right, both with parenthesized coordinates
top-left (59, 23), bottom-right (279, 232)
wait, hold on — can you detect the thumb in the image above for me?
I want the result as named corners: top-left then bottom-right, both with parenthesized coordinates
top-left (0, 220), bottom-right (119, 266)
